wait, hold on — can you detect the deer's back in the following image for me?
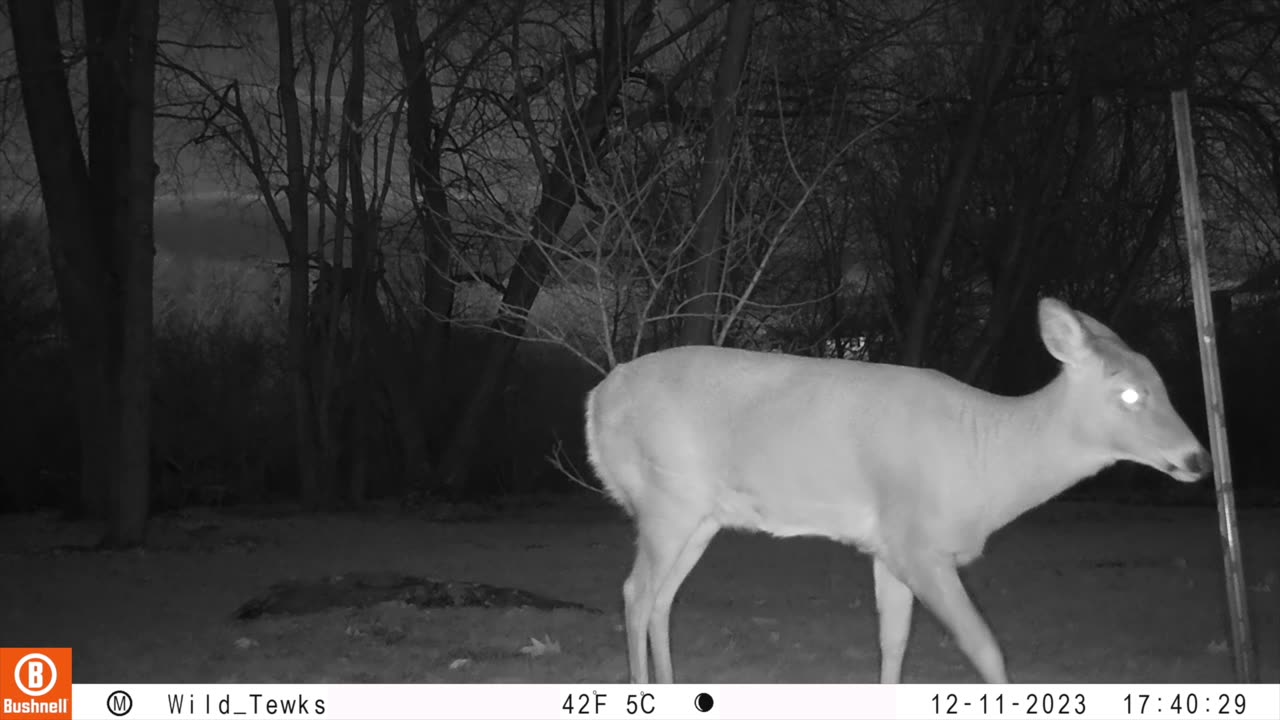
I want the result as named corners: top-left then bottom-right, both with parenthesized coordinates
top-left (587, 346), bottom-right (996, 551)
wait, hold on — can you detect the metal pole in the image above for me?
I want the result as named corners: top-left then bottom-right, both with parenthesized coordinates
top-left (1169, 89), bottom-right (1256, 683)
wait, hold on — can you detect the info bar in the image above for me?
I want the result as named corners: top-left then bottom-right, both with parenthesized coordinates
top-left (64, 683), bottom-right (1279, 720)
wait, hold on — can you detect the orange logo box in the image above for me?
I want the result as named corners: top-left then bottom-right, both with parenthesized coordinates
top-left (0, 649), bottom-right (72, 720)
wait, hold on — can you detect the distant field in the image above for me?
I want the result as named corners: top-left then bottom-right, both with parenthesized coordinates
top-left (154, 193), bottom-right (289, 262)
top-left (1, 497), bottom-right (1276, 684)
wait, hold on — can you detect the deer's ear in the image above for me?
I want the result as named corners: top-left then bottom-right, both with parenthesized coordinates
top-left (1039, 298), bottom-right (1095, 368)
top-left (1073, 309), bottom-right (1123, 344)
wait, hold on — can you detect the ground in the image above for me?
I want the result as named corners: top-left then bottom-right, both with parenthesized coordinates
top-left (1, 495), bottom-right (1276, 684)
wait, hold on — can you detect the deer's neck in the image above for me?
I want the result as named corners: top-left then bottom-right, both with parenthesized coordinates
top-left (973, 371), bottom-right (1111, 534)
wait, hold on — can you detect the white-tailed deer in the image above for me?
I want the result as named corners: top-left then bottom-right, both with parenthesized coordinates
top-left (584, 298), bottom-right (1211, 684)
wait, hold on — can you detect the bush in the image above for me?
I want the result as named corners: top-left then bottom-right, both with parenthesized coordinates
top-left (151, 253), bottom-right (293, 508)
top-left (0, 213), bottom-right (75, 512)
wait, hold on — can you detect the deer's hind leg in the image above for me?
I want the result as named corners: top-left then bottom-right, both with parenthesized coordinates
top-left (623, 501), bottom-right (713, 683)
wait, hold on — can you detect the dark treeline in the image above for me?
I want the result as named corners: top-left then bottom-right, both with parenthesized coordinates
top-left (1, 0), bottom-right (1277, 545)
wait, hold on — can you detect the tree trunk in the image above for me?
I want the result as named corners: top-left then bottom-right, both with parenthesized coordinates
top-left (344, 0), bottom-right (373, 505)
top-left (362, 280), bottom-right (428, 494)
top-left (272, 0), bottom-right (326, 509)
top-left (679, 0), bottom-right (755, 346)
top-left (961, 94), bottom-right (1094, 384)
top-left (389, 0), bottom-right (454, 485)
top-left (432, 146), bottom-right (589, 497)
top-left (961, 3), bottom-right (1107, 385)
top-left (10, 0), bottom-right (159, 546)
top-left (104, 0), bottom-right (159, 545)
top-left (898, 1), bottom-right (1022, 367)
top-left (434, 0), bottom-right (657, 494)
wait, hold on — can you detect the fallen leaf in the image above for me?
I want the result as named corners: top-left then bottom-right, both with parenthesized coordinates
top-left (520, 635), bottom-right (562, 657)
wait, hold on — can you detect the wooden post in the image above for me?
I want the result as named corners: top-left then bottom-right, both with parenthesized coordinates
top-left (1170, 90), bottom-right (1256, 683)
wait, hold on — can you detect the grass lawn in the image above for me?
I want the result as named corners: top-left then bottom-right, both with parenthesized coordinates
top-left (1, 494), bottom-right (1276, 684)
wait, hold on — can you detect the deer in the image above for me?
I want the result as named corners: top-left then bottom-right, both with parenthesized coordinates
top-left (583, 297), bottom-right (1211, 684)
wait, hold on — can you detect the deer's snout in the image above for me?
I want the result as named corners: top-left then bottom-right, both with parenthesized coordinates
top-left (1183, 447), bottom-right (1212, 478)
top-left (1165, 446), bottom-right (1212, 483)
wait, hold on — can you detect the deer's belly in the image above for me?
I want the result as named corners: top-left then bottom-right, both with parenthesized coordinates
top-left (712, 479), bottom-right (883, 553)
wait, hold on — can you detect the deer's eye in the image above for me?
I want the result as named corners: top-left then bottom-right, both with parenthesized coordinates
top-left (1119, 387), bottom-right (1142, 405)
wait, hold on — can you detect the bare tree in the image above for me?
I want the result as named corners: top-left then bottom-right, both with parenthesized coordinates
top-left (270, 0), bottom-right (324, 506)
top-left (433, 0), bottom-right (663, 493)
top-left (387, 0), bottom-right (471, 457)
top-left (678, 0), bottom-right (754, 346)
top-left (8, 0), bottom-right (160, 545)
top-left (895, 0), bottom-right (1023, 368)
top-left (161, 0), bottom-right (411, 507)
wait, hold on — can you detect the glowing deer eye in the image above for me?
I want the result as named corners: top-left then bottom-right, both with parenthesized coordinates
top-left (1120, 387), bottom-right (1141, 405)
